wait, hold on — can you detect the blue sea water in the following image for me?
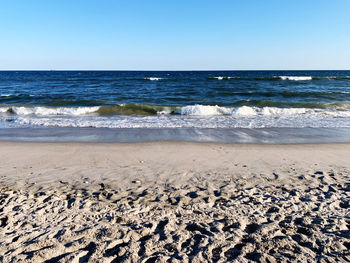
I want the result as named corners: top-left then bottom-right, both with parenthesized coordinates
top-left (0, 71), bottom-right (350, 142)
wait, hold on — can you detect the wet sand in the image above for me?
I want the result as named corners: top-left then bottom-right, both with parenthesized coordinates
top-left (0, 142), bottom-right (350, 262)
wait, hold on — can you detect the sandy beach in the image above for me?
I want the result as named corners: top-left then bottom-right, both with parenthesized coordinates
top-left (0, 142), bottom-right (350, 262)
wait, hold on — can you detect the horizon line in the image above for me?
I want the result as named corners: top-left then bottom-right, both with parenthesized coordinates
top-left (0, 69), bottom-right (349, 71)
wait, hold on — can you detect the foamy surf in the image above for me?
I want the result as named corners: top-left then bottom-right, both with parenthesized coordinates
top-left (1, 71), bottom-right (350, 133)
top-left (279, 76), bottom-right (312, 81)
top-left (179, 105), bottom-right (233, 115)
top-left (209, 76), bottom-right (238, 80)
top-left (7, 111), bottom-right (350, 129)
top-left (144, 77), bottom-right (164, 81)
top-left (1, 103), bottom-right (350, 131)
top-left (1, 103), bottom-right (350, 118)
top-left (0, 107), bottom-right (9, 113)
top-left (178, 104), bottom-right (350, 117)
top-left (3, 106), bottom-right (100, 116)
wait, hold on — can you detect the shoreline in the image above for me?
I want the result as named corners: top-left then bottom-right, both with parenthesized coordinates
top-left (1, 141), bottom-right (350, 190)
top-left (1, 142), bottom-right (350, 262)
top-left (1, 127), bottom-right (350, 144)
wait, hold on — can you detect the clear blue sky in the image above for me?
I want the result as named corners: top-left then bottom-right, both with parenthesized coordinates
top-left (0, 0), bottom-right (349, 70)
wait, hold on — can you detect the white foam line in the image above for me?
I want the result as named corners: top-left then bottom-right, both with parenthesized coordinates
top-left (279, 76), bottom-right (312, 81)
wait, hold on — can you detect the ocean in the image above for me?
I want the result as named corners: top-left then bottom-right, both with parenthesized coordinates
top-left (1, 70), bottom-right (350, 143)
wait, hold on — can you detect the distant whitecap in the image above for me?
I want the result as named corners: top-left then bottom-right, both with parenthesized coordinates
top-left (279, 76), bottom-right (312, 81)
top-left (144, 77), bottom-right (164, 81)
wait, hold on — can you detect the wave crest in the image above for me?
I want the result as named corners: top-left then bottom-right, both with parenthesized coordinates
top-left (279, 76), bottom-right (312, 81)
top-left (208, 76), bottom-right (238, 80)
top-left (4, 106), bottom-right (100, 116)
top-left (144, 77), bottom-right (164, 81)
top-left (179, 104), bottom-right (350, 118)
top-left (179, 105), bottom-right (232, 115)
top-left (1, 103), bottom-right (350, 118)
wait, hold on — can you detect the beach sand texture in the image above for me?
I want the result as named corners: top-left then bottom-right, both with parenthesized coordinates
top-left (0, 142), bottom-right (350, 262)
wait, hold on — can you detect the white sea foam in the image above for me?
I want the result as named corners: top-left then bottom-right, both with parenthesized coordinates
top-left (157, 107), bottom-right (173, 115)
top-left (179, 105), bottom-right (305, 117)
top-left (2, 104), bottom-right (350, 119)
top-left (180, 105), bottom-right (233, 115)
top-left (212, 76), bottom-right (235, 80)
top-left (234, 106), bottom-right (257, 116)
top-left (176, 105), bottom-right (350, 118)
top-left (279, 76), bottom-right (312, 81)
top-left (0, 107), bottom-right (9, 113)
top-left (11, 106), bottom-right (100, 116)
top-left (9, 112), bottom-right (350, 129)
top-left (145, 77), bottom-right (164, 81)
top-left (1, 104), bottom-right (350, 130)
top-left (260, 107), bottom-right (307, 116)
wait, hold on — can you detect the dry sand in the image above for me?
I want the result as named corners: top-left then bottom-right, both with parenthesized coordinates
top-left (0, 142), bottom-right (349, 262)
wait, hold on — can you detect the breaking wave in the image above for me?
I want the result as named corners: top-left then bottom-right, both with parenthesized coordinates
top-left (144, 77), bottom-right (165, 81)
top-left (279, 76), bottom-right (312, 81)
top-left (2, 106), bottom-right (100, 116)
top-left (1, 103), bottom-right (350, 118)
top-left (179, 104), bottom-right (350, 118)
top-left (208, 76), bottom-right (350, 81)
top-left (1, 103), bottom-right (350, 129)
top-left (208, 76), bottom-right (240, 80)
